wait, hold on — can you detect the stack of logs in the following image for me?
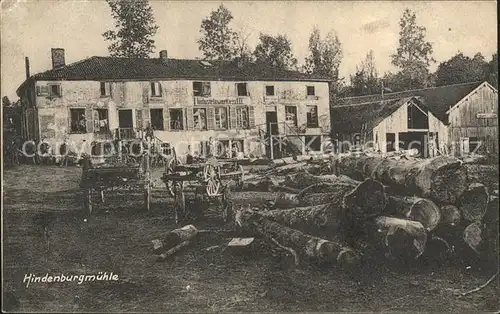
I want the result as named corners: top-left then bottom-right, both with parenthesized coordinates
top-left (230, 154), bottom-right (498, 270)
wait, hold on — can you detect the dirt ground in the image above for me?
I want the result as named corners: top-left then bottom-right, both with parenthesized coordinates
top-left (2, 164), bottom-right (499, 312)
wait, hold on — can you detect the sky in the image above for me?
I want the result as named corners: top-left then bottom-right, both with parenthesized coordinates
top-left (1, 0), bottom-right (497, 100)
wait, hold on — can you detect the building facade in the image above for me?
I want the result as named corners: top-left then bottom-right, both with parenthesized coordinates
top-left (17, 49), bottom-right (331, 159)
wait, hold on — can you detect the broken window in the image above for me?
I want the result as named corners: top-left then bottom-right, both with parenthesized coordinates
top-left (235, 107), bottom-right (248, 129)
top-left (150, 82), bottom-right (162, 97)
top-left (237, 83), bottom-right (248, 96)
top-left (285, 106), bottom-right (297, 126)
top-left (266, 85), bottom-right (275, 96)
top-left (150, 109), bottom-right (164, 130)
top-left (193, 82), bottom-right (211, 97)
top-left (306, 86), bottom-right (315, 96)
top-left (70, 108), bottom-right (86, 133)
top-left (100, 82), bottom-right (112, 97)
top-left (193, 108), bottom-right (207, 130)
top-left (94, 109), bottom-right (109, 133)
top-left (306, 105), bottom-right (318, 127)
top-left (169, 109), bottom-right (184, 130)
top-left (214, 107), bottom-right (228, 129)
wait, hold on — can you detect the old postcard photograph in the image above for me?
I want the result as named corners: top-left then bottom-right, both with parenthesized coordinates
top-left (1, 0), bottom-right (498, 312)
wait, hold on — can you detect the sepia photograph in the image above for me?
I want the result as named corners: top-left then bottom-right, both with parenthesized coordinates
top-left (1, 0), bottom-right (498, 312)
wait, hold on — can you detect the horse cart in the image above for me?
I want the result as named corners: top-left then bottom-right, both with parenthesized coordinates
top-left (160, 154), bottom-right (246, 223)
top-left (80, 151), bottom-right (152, 215)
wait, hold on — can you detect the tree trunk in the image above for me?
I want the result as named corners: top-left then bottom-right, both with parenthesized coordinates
top-left (334, 155), bottom-right (468, 204)
top-left (236, 208), bottom-right (360, 268)
top-left (152, 225), bottom-right (198, 254)
top-left (284, 171), bottom-right (359, 190)
top-left (386, 196), bottom-right (441, 232)
top-left (457, 183), bottom-right (489, 222)
top-left (364, 216), bottom-right (428, 259)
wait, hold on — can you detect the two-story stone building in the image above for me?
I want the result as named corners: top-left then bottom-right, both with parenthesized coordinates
top-left (17, 49), bottom-right (331, 159)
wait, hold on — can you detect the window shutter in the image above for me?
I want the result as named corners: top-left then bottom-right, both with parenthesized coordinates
top-left (142, 108), bottom-right (150, 128)
top-left (86, 108), bottom-right (93, 133)
top-left (93, 110), bottom-right (99, 129)
top-left (163, 108), bottom-right (171, 131)
top-left (68, 108), bottom-right (72, 133)
top-left (136, 109), bottom-right (143, 130)
top-left (207, 107), bottom-right (215, 130)
top-left (142, 83), bottom-right (149, 104)
top-left (186, 108), bottom-right (194, 130)
top-left (229, 107), bottom-right (237, 129)
top-left (248, 106), bottom-right (255, 128)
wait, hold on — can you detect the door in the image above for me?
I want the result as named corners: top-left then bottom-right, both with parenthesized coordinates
top-left (118, 110), bottom-right (134, 139)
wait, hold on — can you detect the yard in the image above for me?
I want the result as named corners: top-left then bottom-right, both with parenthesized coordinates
top-left (2, 164), bottom-right (499, 312)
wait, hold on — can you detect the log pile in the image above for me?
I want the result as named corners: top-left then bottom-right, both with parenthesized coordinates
top-left (227, 154), bottom-right (497, 269)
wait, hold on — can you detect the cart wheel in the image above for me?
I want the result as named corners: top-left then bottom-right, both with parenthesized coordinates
top-left (173, 186), bottom-right (185, 224)
top-left (204, 163), bottom-right (221, 197)
top-left (165, 157), bottom-right (184, 197)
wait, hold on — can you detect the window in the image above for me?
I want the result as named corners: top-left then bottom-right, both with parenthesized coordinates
top-left (214, 107), bottom-right (228, 129)
top-left (193, 108), bottom-right (207, 130)
top-left (237, 83), bottom-right (248, 96)
top-left (36, 84), bottom-right (61, 97)
top-left (193, 82), bottom-right (211, 97)
top-left (306, 86), bottom-right (315, 96)
top-left (150, 109), bottom-right (164, 130)
top-left (94, 109), bottom-right (109, 133)
top-left (150, 82), bottom-right (162, 97)
top-left (266, 85), bottom-right (275, 96)
top-left (50, 85), bottom-right (62, 97)
top-left (169, 109), bottom-right (184, 130)
top-left (36, 85), bottom-right (50, 96)
top-left (100, 82), bottom-right (112, 97)
top-left (306, 105), bottom-right (318, 127)
top-left (70, 108), bottom-right (86, 133)
top-left (285, 106), bottom-right (297, 126)
top-left (235, 107), bottom-right (249, 129)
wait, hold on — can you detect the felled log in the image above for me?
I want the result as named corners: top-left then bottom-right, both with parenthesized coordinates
top-left (284, 171), bottom-right (360, 191)
top-left (152, 225), bottom-right (198, 254)
top-left (236, 208), bottom-right (360, 268)
top-left (157, 241), bottom-right (191, 261)
top-left (386, 196), bottom-right (441, 232)
top-left (335, 155), bottom-right (468, 204)
top-left (457, 183), bottom-right (489, 222)
top-left (463, 221), bottom-right (483, 255)
top-left (439, 204), bottom-right (461, 226)
top-left (269, 154), bottom-right (332, 167)
top-left (365, 216), bottom-right (428, 259)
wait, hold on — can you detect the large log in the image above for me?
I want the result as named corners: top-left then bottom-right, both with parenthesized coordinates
top-left (365, 216), bottom-right (428, 259)
top-left (236, 208), bottom-right (360, 268)
top-left (284, 171), bottom-right (359, 190)
top-left (152, 225), bottom-right (198, 254)
top-left (386, 196), bottom-right (441, 232)
top-left (439, 204), bottom-right (461, 226)
top-left (335, 155), bottom-right (468, 204)
top-left (457, 183), bottom-right (489, 222)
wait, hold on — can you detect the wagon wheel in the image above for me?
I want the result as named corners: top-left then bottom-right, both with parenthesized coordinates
top-left (165, 157), bottom-right (184, 197)
top-left (204, 163), bottom-right (222, 197)
top-left (173, 184), bottom-right (186, 224)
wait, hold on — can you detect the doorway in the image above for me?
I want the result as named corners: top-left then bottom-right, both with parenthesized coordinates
top-left (399, 132), bottom-right (426, 156)
top-left (265, 111), bottom-right (281, 158)
top-left (118, 110), bottom-right (134, 139)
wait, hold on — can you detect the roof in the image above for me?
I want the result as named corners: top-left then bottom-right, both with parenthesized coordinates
top-left (17, 56), bottom-right (329, 95)
top-left (334, 81), bottom-right (483, 122)
top-left (331, 97), bottom-right (415, 134)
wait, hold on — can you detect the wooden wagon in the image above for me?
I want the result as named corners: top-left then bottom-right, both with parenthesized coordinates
top-left (160, 153), bottom-right (246, 223)
top-left (80, 152), bottom-right (152, 215)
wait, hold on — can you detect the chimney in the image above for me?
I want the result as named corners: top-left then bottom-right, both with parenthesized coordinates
top-left (159, 50), bottom-right (168, 63)
top-left (25, 57), bottom-right (30, 79)
top-left (51, 48), bottom-right (65, 69)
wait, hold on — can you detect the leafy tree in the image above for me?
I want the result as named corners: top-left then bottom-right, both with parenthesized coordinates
top-left (102, 0), bottom-right (159, 58)
top-left (253, 33), bottom-right (297, 70)
top-left (391, 9), bottom-right (435, 90)
top-left (486, 53), bottom-right (498, 87)
top-left (303, 27), bottom-right (343, 80)
top-left (233, 29), bottom-right (254, 62)
top-left (350, 50), bottom-right (380, 95)
top-left (2, 96), bottom-right (12, 107)
top-left (198, 5), bottom-right (239, 61)
top-left (435, 52), bottom-right (488, 86)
